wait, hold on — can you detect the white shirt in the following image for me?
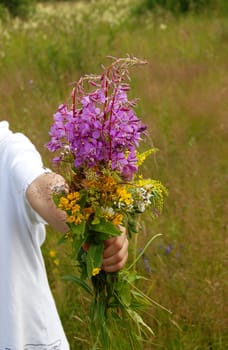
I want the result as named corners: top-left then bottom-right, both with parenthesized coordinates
top-left (0, 121), bottom-right (70, 350)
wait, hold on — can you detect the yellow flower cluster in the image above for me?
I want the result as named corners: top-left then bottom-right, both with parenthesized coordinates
top-left (116, 186), bottom-right (133, 206)
top-left (112, 213), bottom-right (123, 226)
top-left (84, 175), bottom-right (116, 191)
top-left (58, 192), bottom-right (84, 225)
top-left (49, 250), bottom-right (60, 274)
top-left (102, 176), bottom-right (117, 191)
top-left (136, 178), bottom-right (167, 193)
top-left (136, 148), bottom-right (158, 167)
top-left (83, 174), bottom-right (118, 206)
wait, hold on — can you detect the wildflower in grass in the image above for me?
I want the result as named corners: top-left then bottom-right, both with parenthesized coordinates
top-left (49, 250), bottom-right (57, 258)
top-left (164, 244), bottom-right (173, 255)
top-left (160, 23), bottom-right (167, 30)
top-left (139, 248), bottom-right (152, 274)
top-left (53, 259), bottom-right (60, 267)
top-left (48, 250), bottom-right (60, 275)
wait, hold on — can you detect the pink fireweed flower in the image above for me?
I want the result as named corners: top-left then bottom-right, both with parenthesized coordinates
top-left (46, 59), bottom-right (147, 179)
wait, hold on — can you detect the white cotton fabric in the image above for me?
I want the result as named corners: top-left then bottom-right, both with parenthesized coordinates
top-left (0, 121), bottom-right (70, 350)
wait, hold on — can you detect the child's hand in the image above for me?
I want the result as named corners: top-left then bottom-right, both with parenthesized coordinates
top-left (102, 227), bottom-right (129, 272)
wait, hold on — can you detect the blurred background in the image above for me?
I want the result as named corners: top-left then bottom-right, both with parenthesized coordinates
top-left (0, 1), bottom-right (227, 349)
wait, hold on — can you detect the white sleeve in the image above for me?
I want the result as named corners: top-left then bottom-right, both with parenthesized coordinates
top-left (7, 132), bottom-right (51, 224)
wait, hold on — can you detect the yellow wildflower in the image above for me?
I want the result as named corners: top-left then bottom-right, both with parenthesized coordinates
top-left (49, 250), bottom-right (57, 258)
top-left (103, 175), bottom-right (116, 190)
top-left (67, 215), bottom-right (75, 223)
top-left (136, 148), bottom-right (158, 166)
top-left (75, 214), bottom-right (84, 225)
top-left (58, 197), bottom-right (69, 209)
top-left (67, 192), bottom-right (80, 201)
top-left (71, 204), bottom-right (81, 215)
top-left (92, 267), bottom-right (101, 276)
top-left (112, 213), bottom-right (123, 226)
top-left (116, 186), bottom-right (133, 205)
top-left (54, 259), bottom-right (60, 266)
top-left (83, 179), bottom-right (98, 188)
top-left (135, 178), bottom-right (153, 187)
top-left (67, 200), bottom-right (76, 209)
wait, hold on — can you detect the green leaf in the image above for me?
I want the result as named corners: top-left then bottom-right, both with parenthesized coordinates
top-left (86, 254), bottom-right (93, 278)
top-left (91, 216), bottom-right (100, 225)
top-left (57, 233), bottom-right (68, 245)
top-left (97, 301), bottom-right (109, 348)
top-left (90, 299), bottom-right (97, 325)
top-left (68, 220), bottom-right (86, 236)
top-left (72, 236), bottom-right (85, 257)
top-left (126, 309), bottom-right (154, 336)
top-left (123, 270), bottom-right (138, 284)
top-left (90, 218), bottom-right (121, 237)
top-left (89, 230), bottom-right (114, 243)
top-left (119, 283), bottom-right (132, 307)
top-left (62, 275), bottom-right (93, 295)
top-left (131, 290), bottom-right (152, 306)
top-left (79, 189), bottom-right (88, 208)
top-left (53, 194), bottom-right (60, 206)
top-left (86, 242), bottom-right (104, 278)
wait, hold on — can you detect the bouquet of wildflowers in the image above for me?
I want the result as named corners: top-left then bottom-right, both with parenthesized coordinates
top-left (46, 56), bottom-right (167, 349)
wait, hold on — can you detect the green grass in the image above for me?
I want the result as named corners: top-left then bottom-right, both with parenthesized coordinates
top-left (0, 1), bottom-right (227, 349)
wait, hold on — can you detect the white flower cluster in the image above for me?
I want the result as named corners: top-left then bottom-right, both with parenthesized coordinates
top-left (101, 206), bottom-right (115, 217)
top-left (135, 187), bottom-right (152, 213)
top-left (116, 200), bottom-right (134, 211)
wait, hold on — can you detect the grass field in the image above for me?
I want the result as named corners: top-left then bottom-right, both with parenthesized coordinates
top-left (0, 1), bottom-right (227, 349)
